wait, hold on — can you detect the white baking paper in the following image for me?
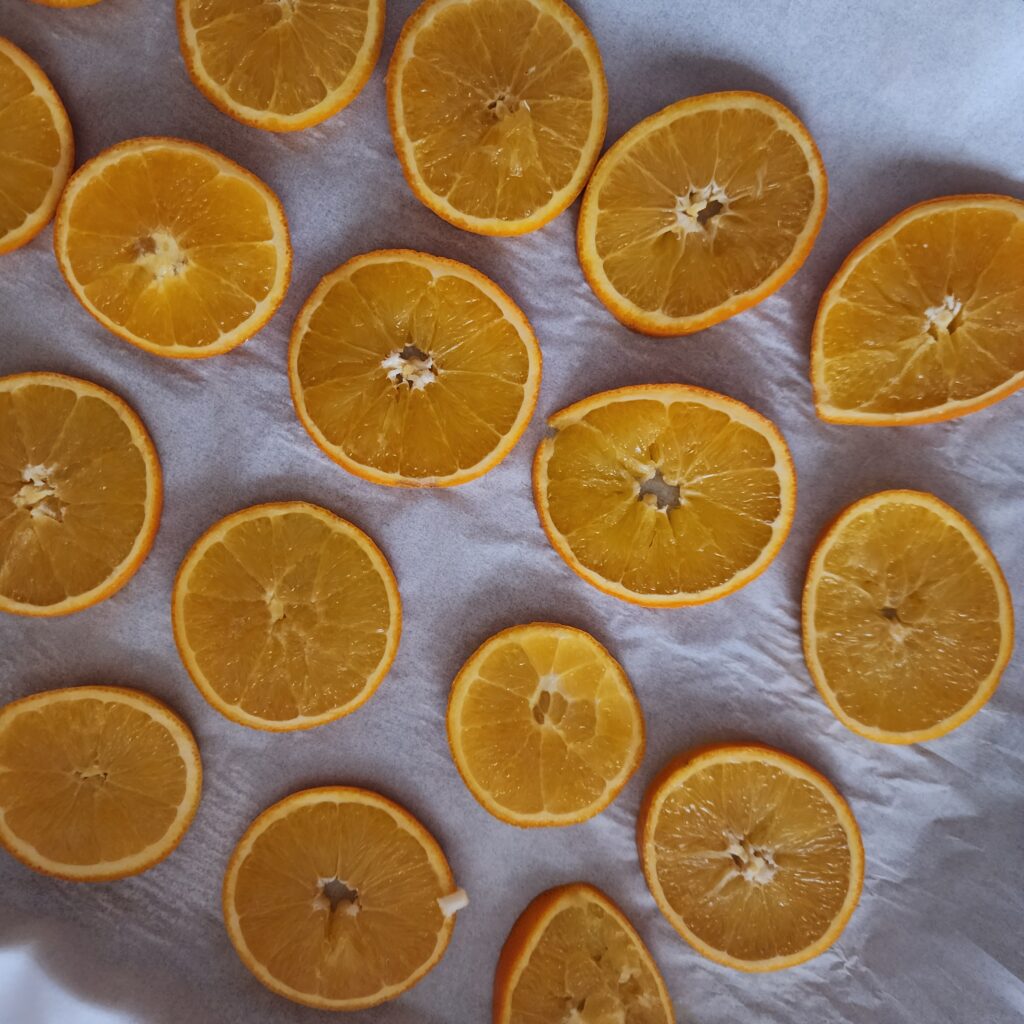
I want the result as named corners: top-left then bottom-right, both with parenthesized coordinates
top-left (2, 1), bottom-right (1023, 1021)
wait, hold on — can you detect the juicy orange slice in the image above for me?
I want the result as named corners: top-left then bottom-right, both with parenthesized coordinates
top-left (578, 91), bottom-right (827, 335)
top-left (494, 883), bottom-right (674, 1024)
top-left (0, 372), bottom-right (161, 617)
top-left (223, 787), bottom-right (465, 1010)
top-left (173, 501), bottom-right (401, 731)
top-left (0, 686), bottom-right (201, 881)
top-left (290, 249), bottom-right (541, 486)
top-left (0, 37), bottom-right (73, 255)
top-left (447, 623), bottom-right (644, 826)
top-left (812, 195), bottom-right (1024, 424)
top-left (533, 384), bottom-right (796, 606)
top-left (639, 744), bottom-right (863, 972)
top-left (388, 0), bottom-right (607, 235)
top-left (177, 0), bottom-right (385, 131)
top-left (803, 490), bottom-right (1014, 743)
top-left (54, 136), bottom-right (291, 358)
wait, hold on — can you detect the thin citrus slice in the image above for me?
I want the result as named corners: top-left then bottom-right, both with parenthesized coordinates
top-left (223, 787), bottom-right (466, 1010)
top-left (177, 0), bottom-right (385, 132)
top-left (290, 249), bottom-right (541, 487)
top-left (0, 686), bottom-right (201, 881)
top-left (447, 623), bottom-right (644, 826)
top-left (173, 501), bottom-right (400, 731)
top-left (0, 372), bottom-right (161, 616)
top-left (639, 744), bottom-right (863, 972)
top-left (533, 384), bottom-right (796, 606)
top-left (578, 91), bottom-right (827, 335)
top-left (812, 195), bottom-right (1024, 424)
top-left (54, 136), bottom-right (291, 358)
top-left (29, 0), bottom-right (103, 7)
top-left (494, 883), bottom-right (674, 1024)
top-left (0, 37), bottom-right (73, 255)
top-left (803, 490), bottom-right (1013, 743)
top-left (388, 0), bottom-right (607, 235)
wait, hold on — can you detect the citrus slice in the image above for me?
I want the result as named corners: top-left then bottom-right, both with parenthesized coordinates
top-left (223, 787), bottom-right (465, 1010)
top-left (0, 372), bottom-right (161, 617)
top-left (388, 0), bottom-right (607, 235)
top-left (172, 502), bottom-right (400, 731)
top-left (0, 37), bottom-right (73, 255)
top-left (54, 136), bottom-right (291, 358)
top-left (638, 744), bottom-right (863, 972)
top-left (447, 623), bottom-right (644, 827)
top-left (812, 195), bottom-right (1024, 424)
top-left (0, 686), bottom-right (202, 881)
top-left (533, 384), bottom-right (796, 606)
top-left (803, 490), bottom-right (1014, 743)
top-left (578, 91), bottom-right (827, 335)
top-left (494, 883), bottom-right (674, 1024)
top-left (290, 249), bottom-right (541, 486)
top-left (29, 0), bottom-right (102, 7)
top-left (177, 0), bottom-right (385, 132)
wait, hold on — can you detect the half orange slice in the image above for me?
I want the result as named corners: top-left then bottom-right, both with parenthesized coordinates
top-left (578, 91), bottom-right (827, 335)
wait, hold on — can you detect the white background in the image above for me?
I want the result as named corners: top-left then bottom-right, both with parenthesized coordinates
top-left (1, 1), bottom-right (1023, 1021)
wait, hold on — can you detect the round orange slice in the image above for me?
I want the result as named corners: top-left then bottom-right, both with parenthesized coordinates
top-left (447, 623), bottom-right (644, 827)
top-left (639, 744), bottom-right (863, 972)
top-left (290, 249), bottom-right (541, 487)
top-left (0, 686), bottom-right (201, 881)
top-left (0, 37), bottom-right (73, 255)
top-left (172, 501), bottom-right (401, 731)
top-left (0, 372), bottom-right (161, 617)
top-left (533, 384), bottom-right (796, 606)
top-left (177, 0), bottom-right (385, 131)
top-left (812, 195), bottom-right (1024, 424)
top-left (494, 883), bottom-right (674, 1024)
top-left (578, 91), bottom-right (827, 335)
top-left (223, 787), bottom-right (466, 1010)
top-left (803, 489), bottom-right (1014, 743)
top-left (388, 0), bottom-right (607, 235)
top-left (54, 137), bottom-right (291, 358)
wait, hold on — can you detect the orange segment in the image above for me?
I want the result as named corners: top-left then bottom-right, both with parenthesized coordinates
top-left (802, 490), bottom-right (1014, 743)
top-left (494, 883), bottom-right (674, 1024)
top-left (812, 195), bottom-right (1024, 424)
top-left (447, 623), bottom-right (644, 826)
top-left (0, 372), bottom-right (161, 617)
top-left (578, 91), bottom-right (827, 335)
top-left (172, 501), bottom-right (401, 731)
top-left (223, 787), bottom-right (465, 1010)
top-left (290, 249), bottom-right (541, 487)
top-left (0, 37), bottom-right (73, 255)
top-left (388, 0), bottom-right (607, 235)
top-left (54, 137), bottom-right (291, 358)
top-left (533, 384), bottom-right (796, 606)
top-left (639, 745), bottom-right (863, 972)
top-left (0, 686), bottom-right (202, 881)
top-left (177, 0), bottom-right (385, 131)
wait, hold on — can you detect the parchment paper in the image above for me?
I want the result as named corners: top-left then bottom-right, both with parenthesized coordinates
top-left (2, 1), bottom-right (1023, 1021)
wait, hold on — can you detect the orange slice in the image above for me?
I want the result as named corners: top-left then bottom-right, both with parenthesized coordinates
top-left (54, 137), bottom-right (291, 358)
top-left (290, 249), bottom-right (541, 487)
top-left (578, 91), bottom-right (827, 335)
top-left (639, 744), bottom-right (863, 972)
top-left (533, 384), bottom-right (796, 606)
top-left (0, 686), bottom-right (201, 881)
top-left (223, 787), bottom-right (465, 1010)
top-left (177, 0), bottom-right (385, 132)
top-left (802, 490), bottom-right (1014, 743)
top-left (388, 0), bottom-right (607, 235)
top-left (172, 502), bottom-right (400, 731)
top-left (0, 37), bottom-right (73, 255)
top-left (494, 883), bottom-right (674, 1024)
top-left (29, 0), bottom-right (103, 7)
top-left (0, 372), bottom-right (161, 617)
top-left (812, 195), bottom-right (1024, 424)
top-left (447, 623), bottom-right (644, 826)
